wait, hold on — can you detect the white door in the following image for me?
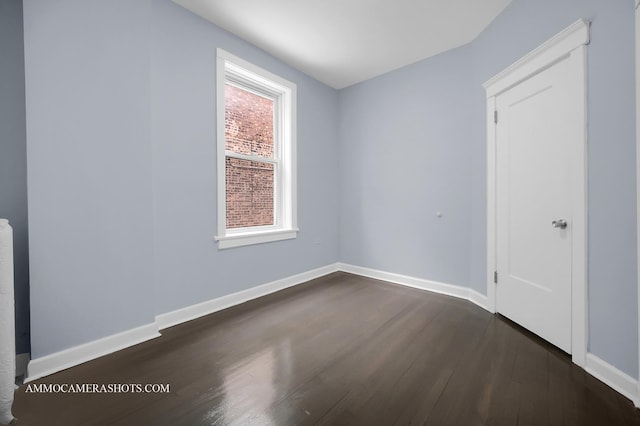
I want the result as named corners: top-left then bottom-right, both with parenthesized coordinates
top-left (495, 56), bottom-right (575, 353)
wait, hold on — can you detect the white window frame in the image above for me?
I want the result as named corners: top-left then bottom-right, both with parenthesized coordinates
top-left (215, 49), bottom-right (298, 249)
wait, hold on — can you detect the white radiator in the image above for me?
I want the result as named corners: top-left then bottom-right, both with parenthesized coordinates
top-left (0, 219), bottom-right (15, 425)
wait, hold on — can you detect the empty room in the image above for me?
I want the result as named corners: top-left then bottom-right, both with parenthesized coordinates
top-left (1, 0), bottom-right (640, 424)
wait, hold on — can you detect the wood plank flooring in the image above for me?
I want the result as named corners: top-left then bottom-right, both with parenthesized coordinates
top-left (12, 272), bottom-right (640, 425)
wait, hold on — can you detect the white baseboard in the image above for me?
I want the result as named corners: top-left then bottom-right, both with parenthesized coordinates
top-left (585, 353), bottom-right (639, 406)
top-left (338, 263), bottom-right (490, 312)
top-left (25, 262), bottom-right (482, 383)
top-left (24, 261), bottom-right (640, 410)
top-left (468, 289), bottom-right (490, 310)
top-left (26, 323), bottom-right (160, 383)
top-left (156, 263), bottom-right (340, 330)
top-left (25, 263), bottom-right (339, 382)
top-left (339, 263), bottom-right (640, 407)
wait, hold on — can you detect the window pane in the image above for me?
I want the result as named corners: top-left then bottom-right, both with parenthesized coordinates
top-left (225, 84), bottom-right (274, 158)
top-left (225, 157), bottom-right (275, 228)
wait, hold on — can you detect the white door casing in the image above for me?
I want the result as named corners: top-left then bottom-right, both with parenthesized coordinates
top-left (484, 19), bottom-right (589, 367)
top-left (635, 0), bottom-right (640, 408)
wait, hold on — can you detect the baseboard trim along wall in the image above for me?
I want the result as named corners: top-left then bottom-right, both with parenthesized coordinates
top-left (26, 323), bottom-right (161, 383)
top-left (155, 263), bottom-right (341, 330)
top-left (585, 353), bottom-right (640, 407)
top-left (25, 262), bottom-right (640, 408)
top-left (338, 263), bottom-right (490, 312)
top-left (339, 263), bottom-right (640, 406)
top-left (26, 263), bottom-right (340, 383)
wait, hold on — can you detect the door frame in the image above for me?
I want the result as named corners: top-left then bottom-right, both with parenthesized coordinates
top-left (483, 19), bottom-right (589, 368)
top-left (635, 0), bottom-right (640, 406)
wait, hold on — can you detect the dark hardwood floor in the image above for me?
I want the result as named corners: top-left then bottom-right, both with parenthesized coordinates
top-left (12, 272), bottom-right (640, 425)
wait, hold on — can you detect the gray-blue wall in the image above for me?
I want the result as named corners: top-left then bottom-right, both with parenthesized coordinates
top-left (0, 0), bottom-right (30, 355)
top-left (338, 45), bottom-right (474, 287)
top-left (23, 0), bottom-right (340, 359)
top-left (24, 0), bottom-right (156, 358)
top-left (150, 0), bottom-right (340, 316)
top-left (339, 0), bottom-right (638, 377)
top-left (23, 0), bottom-right (638, 381)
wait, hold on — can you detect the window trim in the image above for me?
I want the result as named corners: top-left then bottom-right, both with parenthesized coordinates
top-left (215, 49), bottom-right (298, 249)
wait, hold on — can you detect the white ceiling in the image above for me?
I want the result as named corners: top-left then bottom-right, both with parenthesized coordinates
top-left (172, 0), bottom-right (512, 89)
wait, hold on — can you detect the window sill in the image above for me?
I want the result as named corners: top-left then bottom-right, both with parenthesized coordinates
top-left (215, 228), bottom-right (299, 249)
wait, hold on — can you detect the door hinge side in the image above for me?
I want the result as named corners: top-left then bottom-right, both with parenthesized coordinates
top-left (494, 110), bottom-right (498, 124)
top-left (494, 271), bottom-right (498, 284)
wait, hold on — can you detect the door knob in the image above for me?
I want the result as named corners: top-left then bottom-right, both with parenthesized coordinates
top-left (552, 219), bottom-right (567, 229)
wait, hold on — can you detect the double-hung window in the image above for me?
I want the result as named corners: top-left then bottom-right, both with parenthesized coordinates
top-left (215, 49), bottom-right (297, 249)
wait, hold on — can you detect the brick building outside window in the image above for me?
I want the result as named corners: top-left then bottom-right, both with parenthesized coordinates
top-left (225, 84), bottom-right (275, 229)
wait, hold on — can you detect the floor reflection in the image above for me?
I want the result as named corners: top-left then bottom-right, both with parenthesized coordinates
top-left (209, 339), bottom-right (293, 425)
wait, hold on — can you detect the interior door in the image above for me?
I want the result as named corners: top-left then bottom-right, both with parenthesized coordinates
top-left (495, 57), bottom-right (573, 353)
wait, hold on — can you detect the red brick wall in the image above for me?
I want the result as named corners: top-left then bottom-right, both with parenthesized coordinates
top-left (224, 84), bottom-right (275, 228)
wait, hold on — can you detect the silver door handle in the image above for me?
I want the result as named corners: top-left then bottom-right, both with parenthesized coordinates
top-left (552, 219), bottom-right (567, 229)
